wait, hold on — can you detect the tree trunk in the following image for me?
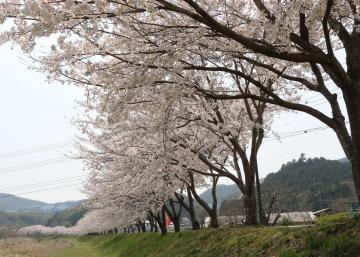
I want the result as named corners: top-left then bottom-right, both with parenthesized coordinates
top-left (186, 188), bottom-right (200, 230)
top-left (173, 220), bottom-right (180, 232)
top-left (154, 211), bottom-right (167, 235)
top-left (350, 156), bottom-right (360, 204)
top-left (255, 163), bottom-right (266, 225)
top-left (189, 172), bottom-right (219, 228)
top-left (148, 213), bottom-right (157, 232)
top-left (135, 223), bottom-right (141, 233)
top-left (164, 200), bottom-right (182, 233)
top-left (140, 221), bottom-right (146, 232)
top-left (210, 174), bottom-right (219, 228)
top-left (343, 33), bottom-right (360, 204)
top-left (174, 189), bottom-right (200, 230)
top-left (344, 90), bottom-right (360, 203)
top-left (154, 222), bottom-right (158, 233)
top-left (243, 177), bottom-right (258, 225)
top-left (209, 212), bottom-right (219, 228)
top-left (338, 29), bottom-right (360, 204)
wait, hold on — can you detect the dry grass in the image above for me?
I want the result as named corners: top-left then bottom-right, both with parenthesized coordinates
top-left (0, 237), bottom-right (71, 257)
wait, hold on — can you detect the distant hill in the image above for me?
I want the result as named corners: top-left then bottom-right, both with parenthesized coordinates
top-left (220, 156), bottom-right (357, 214)
top-left (337, 157), bottom-right (349, 163)
top-left (0, 194), bottom-right (84, 229)
top-left (46, 207), bottom-right (86, 227)
top-left (0, 207), bottom-right (86, 229)
top-left (199, 184), bottom-right (241, 206)
top-left (261, 156), bottom-right (357, 211)
top-left (0, 193), bottom-right (47, 212)
top-left (0, 211), bottom-right (52, 229)
top-left (0, 193), bottom-right (82, 212)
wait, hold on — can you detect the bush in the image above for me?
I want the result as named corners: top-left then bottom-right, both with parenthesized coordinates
top-left (279, 217), bottom-right (293, 226)
top-left (316, 213), bottom-right (348, 225)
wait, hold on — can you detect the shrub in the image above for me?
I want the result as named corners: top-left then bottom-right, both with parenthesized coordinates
top-left (316, 213), bottom-right (348, 225)
top-left (279, 217), bottom-right (293, 226)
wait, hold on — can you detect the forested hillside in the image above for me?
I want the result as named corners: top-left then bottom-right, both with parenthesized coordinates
top-left (199, 184), bottom-right (240, 206)
top-left (46, 207), bottom-right (86, 227)
top-left (0, 208), bottom-right (85, 229)
top-left (0, 211), bottom-right (52, 228)
top-left (220, 157), bottom-right (357, 214)
top-left (261, 156), bottom-right (357, 212)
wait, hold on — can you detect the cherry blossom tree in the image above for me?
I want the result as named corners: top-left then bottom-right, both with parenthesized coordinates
top-left (78, 61), bottom-right (278, 224)
top-left (1, 0), bottom-right (358, 214)
top-left (76, 86), bottom-right (201, 233)
top-left (174, 187), bottom-right (200, 230)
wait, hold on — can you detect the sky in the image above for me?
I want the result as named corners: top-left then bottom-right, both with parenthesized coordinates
top-left (0, 44), bottom-right (348, 203)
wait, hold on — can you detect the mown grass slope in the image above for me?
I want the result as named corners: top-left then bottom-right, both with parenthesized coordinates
top-left (54, 218), bottom-right (360, 257)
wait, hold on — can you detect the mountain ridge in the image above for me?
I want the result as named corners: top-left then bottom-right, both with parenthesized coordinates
top-left (219, 156), bottom-right (357, 214)
top-left (0, 193), bottom-right (82, 212)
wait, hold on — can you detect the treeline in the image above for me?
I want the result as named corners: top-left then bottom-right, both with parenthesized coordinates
top-left (261, 156), bottom-right (357, 211)
top-left (220, 156), bottom-right (358, 217)
top-left (46, 207), bottom-right (86, 228)
top-left (0, 207), bottom-right (85, 229)
top-left (0, 211), bottom-right (51, 228)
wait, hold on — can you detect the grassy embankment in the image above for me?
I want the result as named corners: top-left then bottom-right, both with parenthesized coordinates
top-left (52, 215), bottom-right (360, 257)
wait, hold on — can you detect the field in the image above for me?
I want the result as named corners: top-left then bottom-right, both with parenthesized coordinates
top-left (0, 237), bottom-right (70, 257)
top-left (2, 218), bottom-right (360, 257)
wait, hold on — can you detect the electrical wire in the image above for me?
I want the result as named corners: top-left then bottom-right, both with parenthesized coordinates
top-left (0, 183), bottom-right (83, 200)
top-left (0, 141), bottom-right (73, 160)
top-left (0, 175), bottom-right (86, 192)
top-left (264, 121), bottom-right (349, 142)
top-left (301, 87), bottom-right (340, 102)
top-left (0, 157), bottom-right (74, 175)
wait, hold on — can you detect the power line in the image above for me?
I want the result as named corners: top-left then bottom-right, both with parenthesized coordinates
top-left (269, 125), bottom-right (328, 137)
top-left (0, 157), bottom-right (74, 175)
top-left (0, 175), bottom-right (86, 192)
top-left (0, 141), bottom-right (73, 160)
top-left (264, 121), bottom-right (349, 142)
top-left (308, 95), bottom-right (345, 107)
top-left (0, 179), bottom-right (84, 195)
top-left (301, 87), bottom-right (340, 102)
top-left (0, 183), bottom-right (83, 200)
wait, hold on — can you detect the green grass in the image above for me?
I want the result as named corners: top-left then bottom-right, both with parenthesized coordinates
top-left (52, 217), bottom-right (360, 257)
top-left (316, 213), bottom-right (349, 225)
top-left (53, 238), bottom-right (105, 257)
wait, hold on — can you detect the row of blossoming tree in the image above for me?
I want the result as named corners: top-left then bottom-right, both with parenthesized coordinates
top-left (1, 0), bottom-right (359, 234)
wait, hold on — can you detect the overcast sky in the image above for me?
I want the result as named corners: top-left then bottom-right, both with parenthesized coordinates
top-left (0, 44), bottom-right (347, 203)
